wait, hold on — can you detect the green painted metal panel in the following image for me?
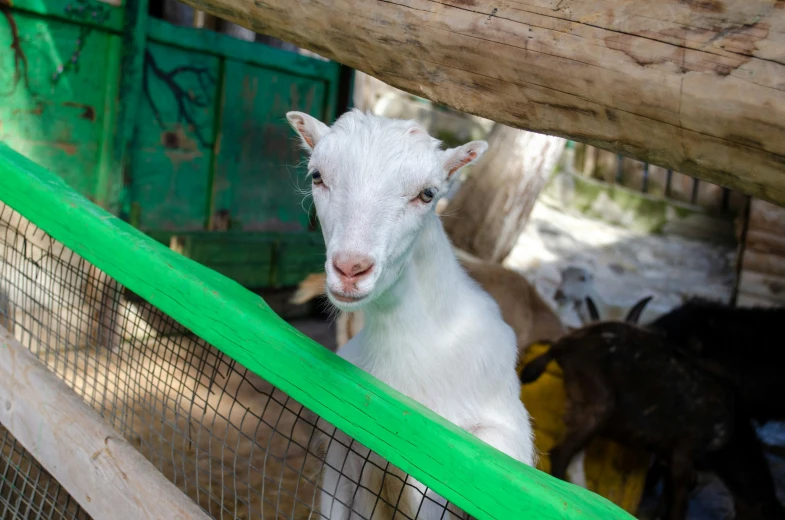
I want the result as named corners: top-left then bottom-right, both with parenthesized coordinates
top-left (0, 8), bottom-right (118, 201)
top-left (212, 59), bottom-right (327, 232)
top-left (8, 0), bottom-right (124, 33)
top-left (171, 231), bottom-right (277, 288)
top-left (0, 143), bottom-right (634, 520)
top-left (129, 42), bottom-right (220, 231)
top-left (274, 232), bottom-right (326, 287)
top-left (105, 0), bottom-right (148, 216)
top-left (145, 16), bottom-right (339, 82)
top-left (1, 2), bottom-right (345, 288)
top-left (165, 230), bottom-right (325, 289)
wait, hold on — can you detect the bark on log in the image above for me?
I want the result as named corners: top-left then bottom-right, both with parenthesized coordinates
top-left (442, 124), bottom-right (565, 263)
top-left (174, 0), bottom-right (785, 206)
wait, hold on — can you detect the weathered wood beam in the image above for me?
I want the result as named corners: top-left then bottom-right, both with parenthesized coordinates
top-left (177, 0), bottom-right (785, 205)
top-left (0, 327), bottom-right (211, 520)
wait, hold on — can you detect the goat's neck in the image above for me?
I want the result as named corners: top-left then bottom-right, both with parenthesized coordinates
top-left (362, 214), bottom-right (467, 350)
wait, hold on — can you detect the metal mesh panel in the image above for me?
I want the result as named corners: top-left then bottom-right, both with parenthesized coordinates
top-left (0, 425), bottom-right (90, 520)
top-left (0, 202), bottom-right (466, 520)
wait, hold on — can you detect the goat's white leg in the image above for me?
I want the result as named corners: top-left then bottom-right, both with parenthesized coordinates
top-left (470, 421), bottom-right (535, 467)
top-left (389, 474), bottom-right (468, 520)
top-left (336, 312), bottom-right (350, 349)
top-left (317, 427), bottom-right (364, 520)
top-left (566, 450), bottom-right (588, 488)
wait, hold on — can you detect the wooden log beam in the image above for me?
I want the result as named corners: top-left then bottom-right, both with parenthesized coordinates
top-left (177, 0), bottom-right (785, 205)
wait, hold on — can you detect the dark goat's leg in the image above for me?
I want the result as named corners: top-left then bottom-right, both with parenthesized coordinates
top-left (551, 371), bottom-right (613, 481)
top-left (550, 405), bottom-right (609, 480)
top-left (664, 446), bottom-right (695, 520)
top-left (709, 411), bottom-right (785, 520)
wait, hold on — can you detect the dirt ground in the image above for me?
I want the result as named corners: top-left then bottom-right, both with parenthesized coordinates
top-left (504, 201), bottom-right (737, 328)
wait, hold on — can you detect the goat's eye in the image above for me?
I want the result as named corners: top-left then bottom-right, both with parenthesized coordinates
top-left (311, 170), bottom-right (323, 185)
top-left (418, 187), bottom-right (436, 203)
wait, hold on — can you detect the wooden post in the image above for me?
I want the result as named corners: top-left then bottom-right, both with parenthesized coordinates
top-left (0, 327), bottom-right (212, 520)
top-left (443, 124), bottom-right (566, 263)
top-left (172, 0), bottom-right (785, 206)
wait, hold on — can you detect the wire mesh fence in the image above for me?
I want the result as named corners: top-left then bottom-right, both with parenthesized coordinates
top-left (0, 425), bottom-right (91, 520)
top-left (0, 201), bottom-right (470, 520)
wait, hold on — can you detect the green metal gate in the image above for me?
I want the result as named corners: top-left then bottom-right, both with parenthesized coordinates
top-left (0, 0), bottom-right (338, 287)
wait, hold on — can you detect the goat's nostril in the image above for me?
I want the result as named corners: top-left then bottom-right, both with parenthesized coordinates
top-left (352, 262), bottom-right (373, 277)
top-left (333, 254), bottom-right (374, 279)
top-left (332, 260), bottom-right (348, 278)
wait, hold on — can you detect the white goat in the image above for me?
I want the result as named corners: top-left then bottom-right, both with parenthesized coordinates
top-left (554, 266), bottom-right (658, 326)
top-left (287, 109), bottom-right (534, 519)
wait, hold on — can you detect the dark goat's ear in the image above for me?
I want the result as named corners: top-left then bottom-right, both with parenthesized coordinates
top-left (626, 295), bottom-right (654, 324)
top-left (585, 296), bottom-right (601, 322)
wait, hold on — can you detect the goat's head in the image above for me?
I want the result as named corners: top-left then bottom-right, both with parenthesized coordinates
top-left (554, 266), bottom-right (594, 309)
top-left (286, 109), bottom-right (487, 311)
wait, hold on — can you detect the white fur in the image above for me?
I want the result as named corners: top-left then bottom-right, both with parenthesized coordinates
top-left (287, 110), bottom-right (534, 519)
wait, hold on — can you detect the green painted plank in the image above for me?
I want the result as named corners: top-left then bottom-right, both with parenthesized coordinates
top-left (0, 143), bottom-right (634, 520)
top-left (94, 33), bottom-right (122, 211)
top-left (0, 11), bottom-right (115, 201)
top-left (204, 57), bottom-right (225, 229)
top-left (212, 60), bottom-right (326, 232)
top-left (169, 230), bottom-right (325, 288)
top-left (274, 232), bottom-right (326, 287)
top-left (8, 0), bottom-right (124, 33)
top-left (172, 232), bottom-right (276, 287)
top-left (145, 17), bottom-right (339, 82)
top-left (101, 0), bottom-right (148, 215)
top-left (128, 42), bottom-right (220, 231)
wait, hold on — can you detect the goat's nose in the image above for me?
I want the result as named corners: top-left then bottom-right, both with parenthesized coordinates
top-left (332, 253), bottom-right (374, 279)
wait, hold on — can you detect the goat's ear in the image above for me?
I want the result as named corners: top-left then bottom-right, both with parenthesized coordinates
top-left (286, 111), bottom-right (330, 151)
top-left (585, 296), bottom-right (601, 322)
top-left (625, 295), bottom-right (653, 324)
top-left (442, 141), bottom-right (488, 180)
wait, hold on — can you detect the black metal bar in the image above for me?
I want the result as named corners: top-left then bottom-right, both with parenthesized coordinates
top-left (730, 195), bottom-right (753, 308)
top-left (665, 169), bottom-right (673, 197)
top-left (691, 178), bottom-right (700, 205)
top-left (336, 64), bottom-right (356, 112)
top-left (616, 154), bottom-right (624, 184)
top-left (721, 187), bottom-right (731, 213)
top-left (641, 162), bottom-right (649, 193)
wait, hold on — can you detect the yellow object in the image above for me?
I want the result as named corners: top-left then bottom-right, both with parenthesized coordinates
top-left (518, 343), bottom-right (651, 514)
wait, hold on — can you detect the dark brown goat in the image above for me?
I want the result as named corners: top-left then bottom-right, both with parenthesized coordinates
top-left (649, 298), bottom-right (785, 424)
top-left (521, 298), bottom-right (785, 520)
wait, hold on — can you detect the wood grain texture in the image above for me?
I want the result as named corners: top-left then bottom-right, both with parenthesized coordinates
top-left (443, 124), bottom-right (565, 262)
top-left (0, 326), bottom-right (212, 520)
top-left (0, 143), bottom-right (633, 519)
top-left (737, 198), bottom-right (785, 306)
top-left (174, 0), bottom-right (785, 205)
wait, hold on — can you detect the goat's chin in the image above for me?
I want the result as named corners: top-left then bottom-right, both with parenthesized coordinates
top-left (326, 287), bottom-right (372, 311)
